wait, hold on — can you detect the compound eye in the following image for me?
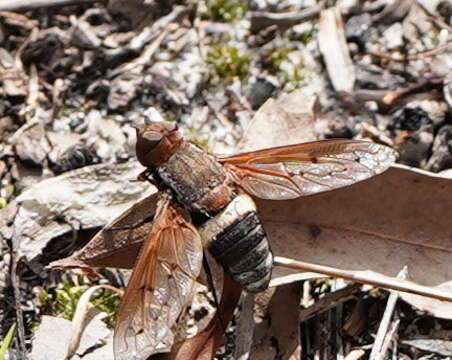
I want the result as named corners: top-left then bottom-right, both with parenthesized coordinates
top-left (142, 131), bottom-right (163, 143)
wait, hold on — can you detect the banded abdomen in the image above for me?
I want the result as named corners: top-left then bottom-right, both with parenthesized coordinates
top-left (199, 194), bottom-right (273, 293)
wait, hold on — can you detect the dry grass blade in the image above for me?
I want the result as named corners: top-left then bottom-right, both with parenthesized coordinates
top-left (318, 7), bottom-right (355, 92)
top-left (64, 285), bottom-right (122, 360)
top-left (0, 0), bottom-right (98, 12)
top-left (0, 323), bottom-right (16, 360)
top-left (299, 283), bottom-right (361, 322)
top-left (274, 256), bottom-right (452, 302)
top-left (369, 267), bottom-right (406, 360)
top-left (152, 275), bottom-right (242, 360)
top-left (344, 349), bottom-right (366, 360)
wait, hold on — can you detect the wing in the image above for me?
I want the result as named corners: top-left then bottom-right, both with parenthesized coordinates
top-left (219, 140), bottom-right (396, 200)
top-left (114, 193), bottom-right (203, 360)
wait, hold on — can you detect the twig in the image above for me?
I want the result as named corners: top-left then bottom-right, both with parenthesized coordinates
top-left (368, 42), bottom-right (452, 62)
top-left (269, 272), bottom-right (327, 288)
top-left (299, 283), bottom-right (361, 322)
top-left (382, 77), bottom-right (444, 105)
top-left (415, 1), bottom-right (452, 32)
top-left (344, 349), bottom-right (366, 360)
top-left (65, 285), bottom-right (123, 360)
top-left (381, 319), bottom-right (400, 359)
top-left (249, 1), bottom-right (324, 33)
top-left (10, 256), bottom-right (27, 359)
top-left (369, 267), bottom-right (406, 360)
top-left (0, 0), bottom-right (100, 12)
top-left (273, 256), bottom-right (452, 302)
top-left (109, 29), bottom-right (169, 78)
top-left (233, 292), bottom-right (255, 360)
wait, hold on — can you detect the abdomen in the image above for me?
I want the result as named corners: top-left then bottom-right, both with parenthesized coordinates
top-left (198, 194), bottom-right (273, 293)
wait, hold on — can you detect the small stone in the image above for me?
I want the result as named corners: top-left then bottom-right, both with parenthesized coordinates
top-left (248, 77), bottom-right (278, 110)
top-left (14, 125), bottom-right (51, 167)
top-left (392, 107), bottom-right (432, 132)
top-left (396, 127), bottom-right (434, 168)
top-left (383, 23), bottom-right (404, 49)
top-left (345, 13), bottom-right (372, 49)
top-left (427, 125), bottom-right (452, 172)
top-left (71, 18), bottom-right (102, 50)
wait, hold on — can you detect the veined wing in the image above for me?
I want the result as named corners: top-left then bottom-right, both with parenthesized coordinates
top-left (114, 193), bottom-right (203, 360)
top-left (219, 140), bottom-right (396, 200)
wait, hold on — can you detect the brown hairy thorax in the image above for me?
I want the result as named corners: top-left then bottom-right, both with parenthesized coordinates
top-left (135, 121), bottom-right (185, 167)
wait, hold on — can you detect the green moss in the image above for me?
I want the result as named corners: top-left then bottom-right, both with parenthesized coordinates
top-left (265, 46), bottom-right (311, 91)
top-left (39, 277), bottom-right (120, 328)
top-left (186, 128), bottom-right (210, 150)
top-left (0, 198), bottom-right (7, 209)
top-left (202, 0), bottom-right (248, 22)
top-left (269, 47), bottom-right (293, 71)
top-left (40, 279), bottom-right (84, 321)
top-left (288, 28), bottom-right (314, 45)
top-left (207, 45), bottom-right (250, 82)
top-left (90, 289), bottom-right (121, 328)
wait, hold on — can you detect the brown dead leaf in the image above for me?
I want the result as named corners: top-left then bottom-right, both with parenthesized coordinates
top-left (236, 88), bottom-right (318, 152)
top-left (0, 161), bottom-right (153, 263)
top-left (258, 165), bottom-right (452, 290)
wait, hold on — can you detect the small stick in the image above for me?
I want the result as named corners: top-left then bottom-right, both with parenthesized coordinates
top-left (368, 42), bottom-right (452, 62)
top-left (273, 256), bottom-right (452, 302)
top-left (0, 0), bottom-right (100, 12)
top-left (369, 267), bottom-right (406, 360)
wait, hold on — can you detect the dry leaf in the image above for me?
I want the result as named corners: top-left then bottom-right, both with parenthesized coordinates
top-left (398, 281), bottom-right (452, 319)
top-left (236, 89), bottom-right (318, 152)
top-left (0, 161), bottom-right (153, 262)
top-left (258, 165), bottom-right (452, 285)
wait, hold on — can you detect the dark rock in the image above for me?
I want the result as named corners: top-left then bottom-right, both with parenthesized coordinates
top-left (248, 77), bottom-right (278, 110)
top-left (437, 1), bottom-right (452, 23)
top-left (345, 13), bottom-right (373, 51)
top-left (396, 126), bottom-right (434, 168)
top-left (427, 125), bottom-right (452, 172)
top-left (52, 145), bottom-right (100, 174)
top-left (21, 33), bottom-right (63, 68)
top-left (355, 65), bottom-right (405, 90)
top-left (391, 107), bottom-right (432, 132)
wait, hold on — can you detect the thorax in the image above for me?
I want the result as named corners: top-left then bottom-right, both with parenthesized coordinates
top-left (155, 143), bottom-right (233, 214)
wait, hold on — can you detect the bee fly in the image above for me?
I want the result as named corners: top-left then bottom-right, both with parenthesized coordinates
top-left (112, 120), bottom-right (396, 359)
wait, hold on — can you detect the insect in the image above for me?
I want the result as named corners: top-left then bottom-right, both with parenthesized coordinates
top-left (113, 120), bottom-right (396, 359)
